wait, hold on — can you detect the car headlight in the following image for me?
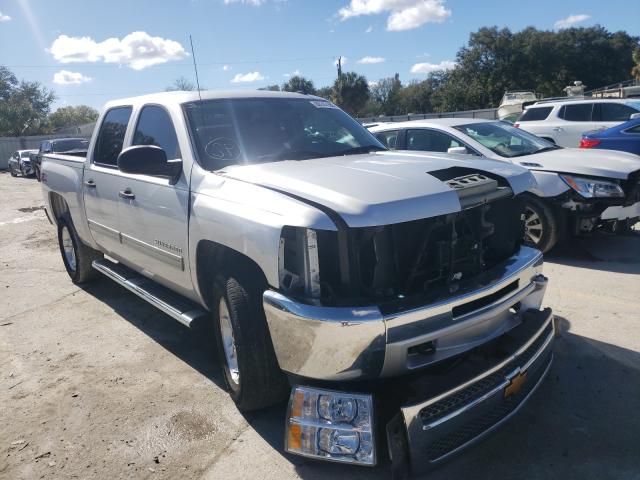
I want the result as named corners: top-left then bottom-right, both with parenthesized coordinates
top-left (279, 227), bottom-right (321, 301)
top-left (560, 174), bottom-right (624, 198)
top-left (285, 386), bottom-right (375, 465)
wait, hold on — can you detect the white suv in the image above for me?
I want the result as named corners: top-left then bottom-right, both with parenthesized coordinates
top-left (515, 98), bottom-right (640, 147)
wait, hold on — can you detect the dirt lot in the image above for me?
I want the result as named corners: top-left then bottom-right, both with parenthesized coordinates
top-left (1, 171), bottom-right (639, 480)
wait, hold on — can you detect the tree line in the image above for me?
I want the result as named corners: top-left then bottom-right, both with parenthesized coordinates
top-left (2, 25), bottom-right (639, 137)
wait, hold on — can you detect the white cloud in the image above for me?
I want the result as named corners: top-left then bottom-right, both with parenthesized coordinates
top-left (53, 70), bottom-right (92, 85)
top-left (410, 60), bottom-right (456, 74)
top-left (222, 64), bottom-right (232, 71)
top-left (231, 71), bottom-right (265, 83)
top-left (338, 0), bottom-right (451, 31)
top-left (0, 11), bottom-right (11, 22)
top-left (554, 14), bottom-right (591, 29)
top-left (48, 32), bottom-right (188, 70)
top-left (224, 0), bottom-right (266, 5)
top-left (284, 69), bottom-right (302, 78)
top-left (357, 56), bottom-right (385, 64)
top-left (365, 25), bottom-right (373, 33)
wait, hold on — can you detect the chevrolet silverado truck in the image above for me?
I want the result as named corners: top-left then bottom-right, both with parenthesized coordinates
top-left (41, 91), bottom-right (554, 477)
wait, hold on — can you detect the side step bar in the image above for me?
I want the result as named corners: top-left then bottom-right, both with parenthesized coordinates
top-left (92, 259), bottom-right (208, 328)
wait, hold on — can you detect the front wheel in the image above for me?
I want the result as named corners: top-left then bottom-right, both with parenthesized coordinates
top-left (523, 196), bottom-right (560, 253)
top-left (212, 267), bottom-right (288, 411)
top-left (57, 213), bottom-right (102, 284)
top-left (10, 165), bottom-right (17, 177)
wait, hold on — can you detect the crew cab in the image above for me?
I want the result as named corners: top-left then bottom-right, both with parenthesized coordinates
top-left (369, 119), bottom-right (640, 252)
top-left (41, 91), bottom-right (554, 477)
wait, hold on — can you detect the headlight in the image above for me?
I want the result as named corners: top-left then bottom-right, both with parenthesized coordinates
top-left (560, 174), bottom-right (624, 198)
top-left (279, 227), bottom-right (321, 300)
top-left (285, 386), bottom-right (375, 466)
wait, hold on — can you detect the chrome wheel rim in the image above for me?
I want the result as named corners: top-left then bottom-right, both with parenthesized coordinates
top-left (61, 226), bottom-right (77, 272)
top-left (524, 206), bottom-right (543, 245)
top-left (219, 298), bottom-right (240, 385)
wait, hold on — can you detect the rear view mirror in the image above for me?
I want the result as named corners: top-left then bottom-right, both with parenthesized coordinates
top-left (447, 146), bottom-right (469, 155)
top-left (117, 145), bottom-right (182, 183)
top-left (630, 112), bottom-right (640, 120)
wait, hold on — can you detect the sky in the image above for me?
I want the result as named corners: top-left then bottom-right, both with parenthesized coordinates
top-left (1, 0), bottom-right (639, 110)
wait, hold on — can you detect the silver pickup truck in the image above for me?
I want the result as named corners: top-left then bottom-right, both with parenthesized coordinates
top-left (41, 90), bottom-right (554, 476)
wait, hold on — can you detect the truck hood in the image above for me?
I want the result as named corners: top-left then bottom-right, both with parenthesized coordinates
top-left (221, 152), bottom-right (535, 227)
top-left (513, 148), bottom-right (640, 180)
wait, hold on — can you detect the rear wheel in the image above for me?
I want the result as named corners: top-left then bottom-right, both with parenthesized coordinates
top-left (10, 164), bottom-right (17, 177)
top-left (523, 196), bottom-right (560, 253)
top-left (57, 213), bottom-right (102, 284)
top-left (212, 266), bottom-right (288, 411)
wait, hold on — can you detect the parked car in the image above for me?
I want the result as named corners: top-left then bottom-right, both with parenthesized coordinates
top-left (369, 119), bottom-right (640, 252)
top-left (580, 117), bottom-right (640, 156)
top-left (515, 98), bottom-right (640, 147)
top-left (41, 90), bottom-right (554, 476)
top-left (32, 137), bottom-right (89, 180)
top-left (8, 149), bottom-right (38, 177)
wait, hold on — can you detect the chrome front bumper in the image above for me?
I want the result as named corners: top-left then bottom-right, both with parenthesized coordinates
top-left (263, 246), bottom-right (547, 381)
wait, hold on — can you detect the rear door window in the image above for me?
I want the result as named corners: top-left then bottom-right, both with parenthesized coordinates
top-left (519, 107), bottom-right (553, 121)
top-left (559, 103), bottom-right (593, 121)
top-left (375, 130), bottom-right (399, 149)
top-left (625, 124), bottom-right (640, 133)
top-left (406, 129), bottom-right (462, 152)
top-left (595, 103), bottom-right (638, 122)
top-left (132, 105), bottom-right (181, 159)
top-left (94, 107), bottom-right (133, 167)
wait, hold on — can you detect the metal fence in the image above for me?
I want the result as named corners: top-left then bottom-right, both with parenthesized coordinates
top-left (0, 123), bottom-right (95, 170)
top-left (358, 108), bottom-right (499, 124)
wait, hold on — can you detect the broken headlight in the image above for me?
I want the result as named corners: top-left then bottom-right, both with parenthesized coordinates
top-left (285, 386), bottom-right (375, 465)
top-left (560, 174), bottom-right (624, 198)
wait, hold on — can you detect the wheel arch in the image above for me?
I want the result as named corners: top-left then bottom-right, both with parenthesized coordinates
top-left (195, 239), bottom-right (269, 311)
top-left (48, 192), bottom-right (70, 225)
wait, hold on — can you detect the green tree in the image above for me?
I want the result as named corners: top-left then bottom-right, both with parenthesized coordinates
top-left (258, 84), bottom-right (281, 91)
top-left (282, 75), bottom-right (316, 94)
top-left (370, 73), bottom-right (402, 115)
top-left (315, 86), bottom-right (333, 100)
top-left (0, 66), bottom-right (56, 136)
top-left (49, 105), bottom-right (99, 130)
top-left (632, 48), bottom-right (640, 80)
top-left (332, 71), bottom-right (369, 116)
top-left (166, 76), bottom-right (196, 91)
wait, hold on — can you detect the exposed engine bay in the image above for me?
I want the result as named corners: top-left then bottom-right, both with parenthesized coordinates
top-left (280, 169), bottom-right (526, 307)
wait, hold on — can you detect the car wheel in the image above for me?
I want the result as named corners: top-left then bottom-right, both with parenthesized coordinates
top-left (10, 165), bottom-right (17, 177)
top-left (523, 196), bottom-right (560, 253)
top-left (57, 213), bottom-right (103, 284)
top-left (212, 266), bottom-right (288, 411)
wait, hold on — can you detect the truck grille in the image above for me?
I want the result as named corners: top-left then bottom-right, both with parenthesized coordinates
top-left (420, 321), bottom-right (552, 425)
top-left (423, 349), bottom-right (551, 461)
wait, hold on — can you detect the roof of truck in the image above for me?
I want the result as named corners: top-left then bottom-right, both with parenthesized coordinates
top-left (104, 90), bottom-right (322, 109)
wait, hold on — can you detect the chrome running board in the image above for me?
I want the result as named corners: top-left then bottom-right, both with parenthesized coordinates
top-left (92, 259), bottom-right (207, 328)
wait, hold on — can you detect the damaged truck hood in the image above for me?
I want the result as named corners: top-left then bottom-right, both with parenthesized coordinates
top-left (221, 152), bottom-right (535, 227)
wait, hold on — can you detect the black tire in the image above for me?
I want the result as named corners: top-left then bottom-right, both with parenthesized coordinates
top-left (10, 166), bottom-right (17, 177)
top-left (57, 213), bottom-right (103, 284)
top-left (212, 266), bottom-right (288, 411)
top-left (523, 195), bottom-right (560, 253)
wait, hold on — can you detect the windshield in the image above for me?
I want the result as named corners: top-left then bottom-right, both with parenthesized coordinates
top-left (20, 151), bottom-right (33, 158)
top-left (184, 97), bottom-right (385, 169)
top-left (454, 122), bottom-right (557, 158)
top-left (53, 139), bottom-right (89, 152)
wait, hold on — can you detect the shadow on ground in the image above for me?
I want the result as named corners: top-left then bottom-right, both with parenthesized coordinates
top-left (545, 230), bottom-right (640, 274)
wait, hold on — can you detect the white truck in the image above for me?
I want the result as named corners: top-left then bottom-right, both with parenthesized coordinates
top-left (41, 90), bottom-right (554, 476)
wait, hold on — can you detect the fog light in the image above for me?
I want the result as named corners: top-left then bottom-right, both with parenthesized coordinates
top-left (284, 386), bottom-right (375, 466)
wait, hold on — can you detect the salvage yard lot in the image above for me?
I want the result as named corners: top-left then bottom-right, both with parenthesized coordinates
top-left (1, 171), bottom-right (639, 480)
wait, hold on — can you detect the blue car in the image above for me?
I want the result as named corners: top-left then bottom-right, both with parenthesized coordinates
top-left (580, 117), bottom-right (640, 155)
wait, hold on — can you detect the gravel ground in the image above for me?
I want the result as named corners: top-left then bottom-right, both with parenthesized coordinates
top-left (1, 171), bottom-right (639, 480)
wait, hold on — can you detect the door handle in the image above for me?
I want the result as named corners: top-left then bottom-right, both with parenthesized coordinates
top-left (84, 180), bottom-right (96, 188)
top-left (119, 189), bottom-right (135, 200)
top-left (552, 127), bottom-right (564, 132)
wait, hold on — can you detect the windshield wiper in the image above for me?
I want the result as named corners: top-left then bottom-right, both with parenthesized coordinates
top-left (338, 145), bottom-right (387, 156)
top-left (258, 150), bottom-right (327, 161)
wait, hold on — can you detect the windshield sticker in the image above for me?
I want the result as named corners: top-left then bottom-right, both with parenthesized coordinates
top-left (310, 100), bottom-right (339, 109)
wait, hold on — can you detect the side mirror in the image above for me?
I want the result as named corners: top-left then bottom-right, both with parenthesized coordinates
top-left (630, 112), bottom-right (640, 120)
top-left (117, 145), bottom-right (182, 183)
top-left (447, 146), bottom-right (469, 155)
